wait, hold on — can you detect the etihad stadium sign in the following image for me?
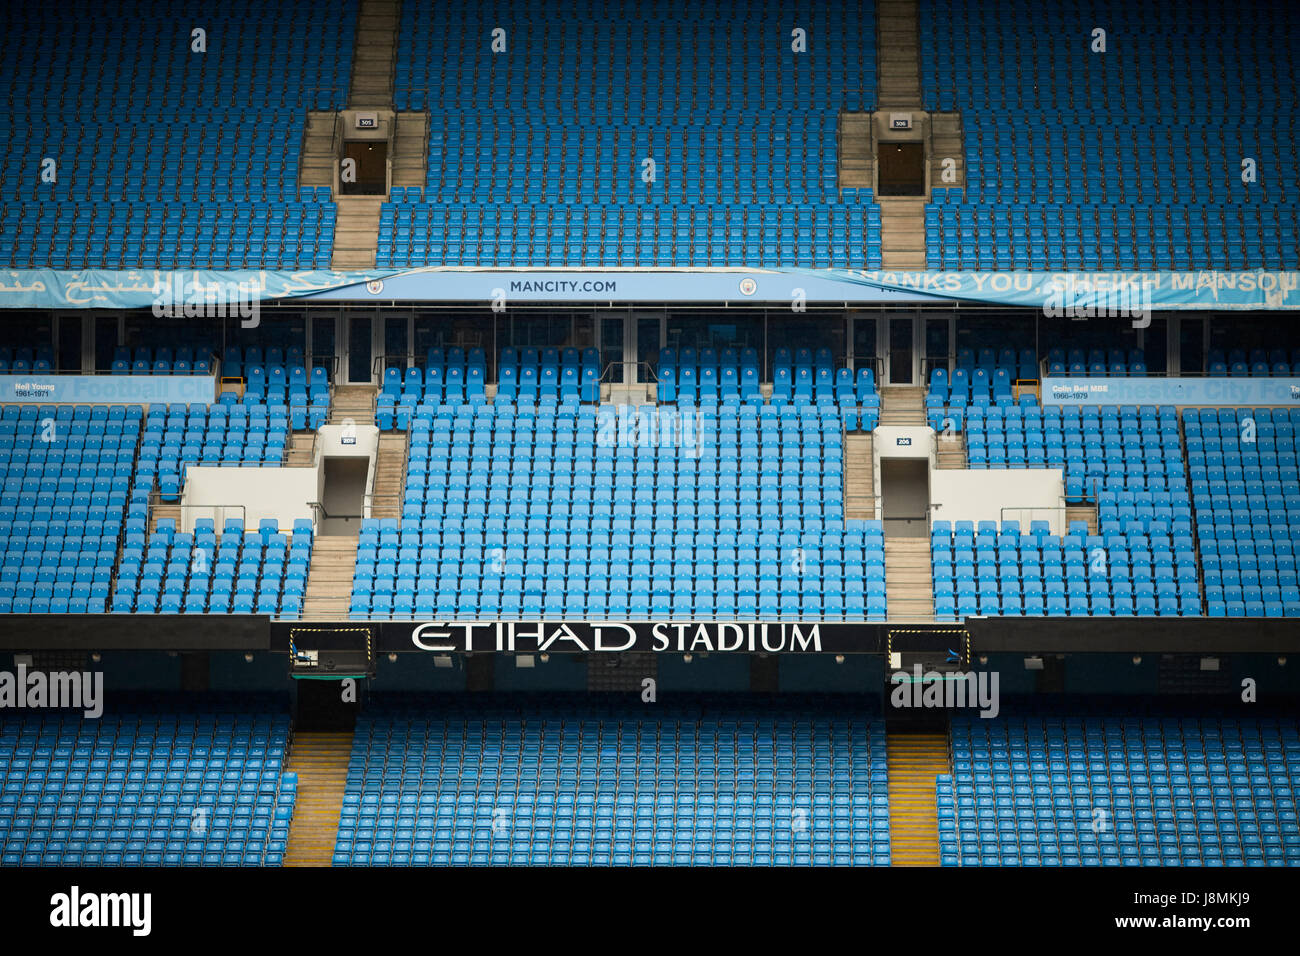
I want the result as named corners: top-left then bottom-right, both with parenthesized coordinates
top-left (410, 621), bottom-right (828, 654)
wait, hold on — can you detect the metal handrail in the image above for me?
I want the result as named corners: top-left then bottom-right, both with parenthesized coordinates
top-left (881, 501), bottom-right (943, 537)
top-left (601, 359), bottom-right (659, 385)
top-left (891, 502), bottom-right (946, 522)
top-left (308, 486), bottom-right (403, 525)
top-left (303, 494), bottom-right (400, 527)
top-left (836, 110), bottom-right (844, 202)
top-left (373, 351), bottom-right (495, 377)
top-left (868, 110), bottom-right (876, 192)
top-left (106, 422), bottom-right (148, 602)
top-left (157, 501), bottom-right (250, 533)
top-left (839, 413), bottom-right (850, 514)
top-left (182, 502), bottom-right (249, 528)
top-left (45, 365), bottom-right (218, 378)
top-left (384, 119), bottom-right (394, 199)
top-left (307, 500), bottom-right (344, 522)
top-left (998, 503), bottom-right (1070, 531)
top-left (361, 493), bottom-right (403, 516)
top-left (951, 107), bottom-right (967, 192)
top-left (846, 492), bottom-right (884, 522)
top-left (279, 418), bottom-right (319, 468)
top-left (852, 355), bottom-right (884, 381)
top-left (330, 112), bottom-right (344, 195)
top-left (417, 108), bottom-right (432, 190)
top-left (309, 500), bottom-right (375, 523)
top-left (925, 110), bottom-right (935, 195)
top-left (920, 356), bottom-right (949, 382)
top-left (309, 355), bottom-right (339, 380)
top-left (1044, 369), bottom-right (1192, 378)
top-left (398, 417), bottom-right (413, 504)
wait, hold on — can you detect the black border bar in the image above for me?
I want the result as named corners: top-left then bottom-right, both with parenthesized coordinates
top-left (0, 615), bottom-right (1298, 655)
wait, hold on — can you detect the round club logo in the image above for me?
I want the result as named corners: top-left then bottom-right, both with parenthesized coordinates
top-left (738, 277), bottom-right (757, 296)
top-left (366, 279), bottom-right (385, 295)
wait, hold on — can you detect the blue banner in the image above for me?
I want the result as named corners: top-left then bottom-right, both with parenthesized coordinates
top-left (814, 270), bottom-right (1300, 311)
top-left (0, 268), bottom-right (1297, 310)
top-left (299, 269), bottom-right (933, 304)
top-left (0, 375), bottom-right (215, 404)
top-left (1043, 377), bottom-right (1300, 406)
top-left (293, 268), bottom-right (1300, 309)
top-left (0, 269), bottom-right (393, 310)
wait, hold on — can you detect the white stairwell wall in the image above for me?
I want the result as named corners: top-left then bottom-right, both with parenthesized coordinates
top-left (179, 467), bottom-right (319, 534)
top-left (317, 423), bottom-right (381, 514)
top-left (872, 427), bottom-right (1068, 535)
top-left (873, 425), bottom-right (935, 469)
top-left (929, 469), bottom-right (1067, 536)
top-left (176, 425), bottom-right (381, 533)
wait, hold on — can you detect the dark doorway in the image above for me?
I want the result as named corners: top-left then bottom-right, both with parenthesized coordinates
top-left (342, 141), bottom-right (387, 195)
top-left (881, 459), bottom-right (929, 538)
top-left (877, 142), bottom-right (925, 196)
top-left (853, 315), bottom-right (877, 377)
top-left (311, 315), bottom-right (336, 376)
top-left (58, 316), bottom-right (82, 372)
top-left (888, 316), bottom-right (914, 384)
top-left (294, 676), bottom-right (360, 731)
top-left (600, 316), bottom-right (624, 383)
top-left (384, 316), bottom-right (409, 371)
top-left (636, 316), bottom-right (660, 383)
top-left (321, 458), bottom-right (369, 535)
top-left (347, 316), bottom-right (372, 383)
top-left (925, 317), bottom-right (951, 375)
top-left (95, 316), bottom-right (119, 371)
top-left (1179, 317), bottom-right (1205, 375)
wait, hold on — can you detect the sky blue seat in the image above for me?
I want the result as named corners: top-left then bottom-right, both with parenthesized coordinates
top-left (0, 704), bottom-right (293, 866)
top-left (337, 698), bottom-right (889, 866)
top-left (944, 713), bottom-right (1300, 866)
top-left (920, 2), bottom-right (1300, 270)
